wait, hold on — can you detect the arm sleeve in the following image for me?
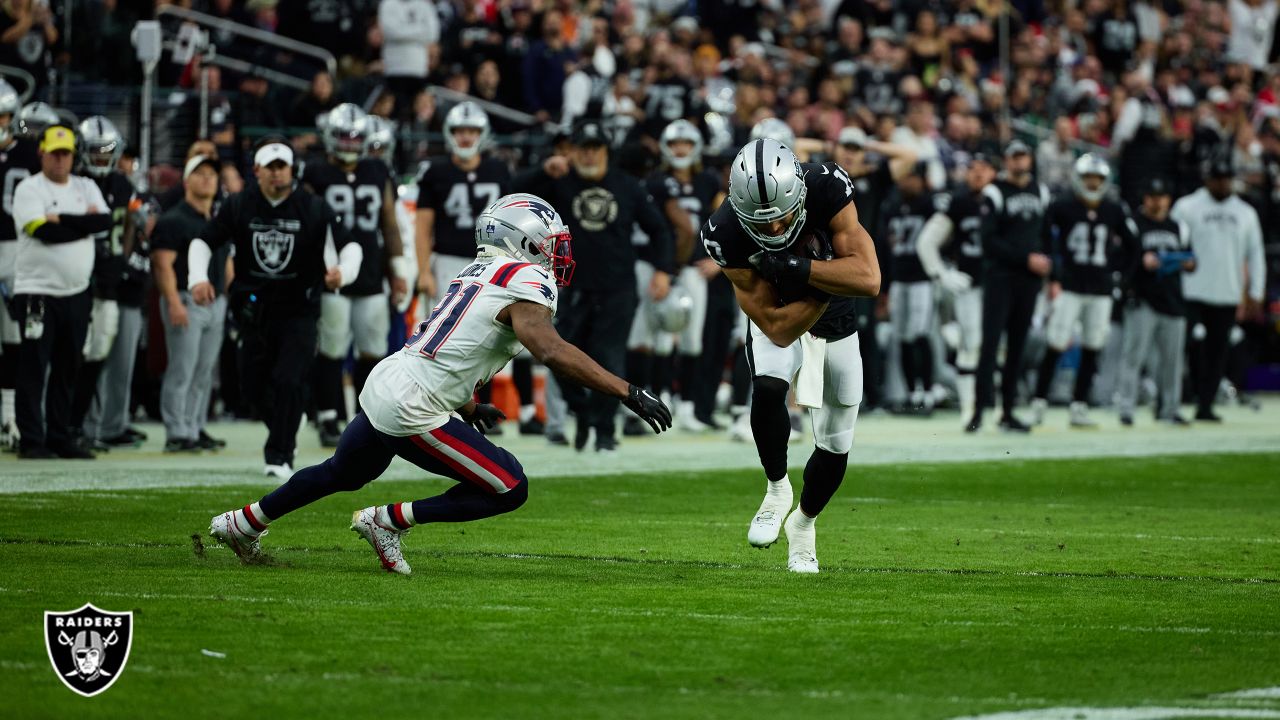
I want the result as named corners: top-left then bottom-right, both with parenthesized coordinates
top-left (916, 211), bottom-right (954, 279)
top-left (1245, 206), bottom-right (1267, 301)
top-left (187, 238), bottom-right (213, 288)
top-left (337, 232), bottom-right (364, 288)
top-left (635, 183), bottom-right (676, 274)
top-left (1112, 98), bottom-right (1143, 149)
top-left (57, 213), bottom-right (112, 235)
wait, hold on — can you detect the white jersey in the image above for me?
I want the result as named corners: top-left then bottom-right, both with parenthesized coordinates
top-left (361, 256), bottom-right (558, 435)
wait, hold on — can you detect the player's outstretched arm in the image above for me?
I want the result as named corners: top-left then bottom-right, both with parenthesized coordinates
top-left (724, 267), bottom-right (826, 347)
top-left (505, 301), bottom-right (672, 433)
top-left (805, 203), bottom-right (881, 297)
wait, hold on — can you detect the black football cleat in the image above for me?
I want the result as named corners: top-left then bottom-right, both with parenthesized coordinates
top-left (319, 419), bottom-right (342, 447)
top-left (198, 430), bottom-right (227, 450)
top-left (573, 422), bottom-right (591, 451)
top-left (998, 415), bottom-right (1031, 434)
top-left (1194, 409), bottom-right (1223, 423)
top-left (964, 413), bottom-right (982, 434)
top-left (518, 417), bottom-right (545, 436)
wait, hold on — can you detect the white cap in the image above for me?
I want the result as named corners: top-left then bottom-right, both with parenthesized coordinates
top-left (183, 154), bottom-right (218, 180)
top-left (254, 142), bottom-right (293, 167)
top-left (837, 126), bottom-right (867, 148)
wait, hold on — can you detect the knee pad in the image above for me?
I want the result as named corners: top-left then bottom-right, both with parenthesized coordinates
top-left (812, 403), bottom-right (859, 454)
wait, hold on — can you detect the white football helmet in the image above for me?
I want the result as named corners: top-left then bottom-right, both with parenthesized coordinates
top-left (444, 101), bottom-right (491, 161)
top-left (322, 103), bottom-right (369, 165)
top-left (749, 117), bottom-right (796, 148)
top-left (728, 139), bottom-right (808, 250)
top-left (364, 115), bottom-right (396, 169)
top-left (0, 79), bottom-right (19, 145)
top-left (659, 119), bottom-right (703, 171)
top-left (1072, 153), bottom-right (1111, 205)
top-left (475, 193), bottom-right (575, 286)
top-left (16, 102), bottom-right (60, 141)
top-left (77, 116), bottom-right (124, 178)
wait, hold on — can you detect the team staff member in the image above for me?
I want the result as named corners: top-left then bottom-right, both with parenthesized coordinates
top-left (11, 126), bottom-right (111, 459)
top-left (970, 140), bottom-right (1052, 434)
top-left (188, 140), bottom-right (362, 479)
top-left (0, 80), bottom-right (40, 451)
top-left (154, 155), bottom-right (233, 453)
top-left (513, 121), bottom-right (675, 452)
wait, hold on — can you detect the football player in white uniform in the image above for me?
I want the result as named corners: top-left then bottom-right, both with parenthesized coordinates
top-left (209, 194), bottom-right (672, 574)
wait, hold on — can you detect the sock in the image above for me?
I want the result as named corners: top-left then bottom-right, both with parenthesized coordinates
top-left (791, 505), bottom-right (816, 527)
top-left (316, 408), bottom-right (338, 423)
top-left (914, 337), bottom-right (934, 389)
top-left (956, 371), bottom-right (976, 421)
top-left (899, 341), bottom-right (918, 398)
top-left (513, 358), bottom-right (534, 404)
top-left (234, 502), bottom-right (271, 536)
top-left (1074, 348), bottom-right (1099, 403)
top-left (799, 447), bottom-right (847, 517)
top-left (377, 502), bottom-right (415, 530)
top-left (751, 377), bottom-right (792, 482)
top-left (766, 474), bottom-right (791, 497)
top-left (519, 404), bottom-right (536, 423)
top-left (1035, 348), bottom-right (1063, 400)
top-left (0, 387), bottom-right (14, 427)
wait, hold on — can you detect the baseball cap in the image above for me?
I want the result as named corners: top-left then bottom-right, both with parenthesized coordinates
top-left (1143, 177), bottom-right (1172, 196)
top-left (254, 142), bottom-right (293, 167)
top-left (1206, 156), bottom-right (1233, 178)
top-left (571, 121), bottom-right (608, 147)
top-left (1004, 139), bottom-right (1031, 157)
top-left (183, 154), bottom-right (218, 180)
top-left (970, 152), bottom-right (997, 168)
top-left (837, 126), bottom-right (867, 149)
top-left (40, 126), bottom-right (75, 153)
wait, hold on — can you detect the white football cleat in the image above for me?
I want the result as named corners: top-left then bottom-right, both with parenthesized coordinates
top-left (264, 463), bottom-right (293, 480)
top-left (783, 506), bottom-right (819, 574)
top-left (728, 412), bottom-right (753, 443)
top-left (0, 422), bottom-right (18, 452)
top-left (209, 510), bottom-right (264, 561)
top-left (1030, 398), bottom-right (1048, 426)
top-left (747, 479), bottom-right (793, 548)
top-left (1069, 401), bottom-right (1097, 428)
top-left (675, 401), bottom-right (711, 432)
top-left (351, 507), bottom-right (411, 575)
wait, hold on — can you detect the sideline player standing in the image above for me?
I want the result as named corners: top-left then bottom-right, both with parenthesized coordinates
top-left (1031, 154), bottom-right (1138, 428)
top-left (0, 80), bottom-right (40, 450)
top-left (700, 138), bottom-right (880, 573)
top-left (916, 154), bottom-right (997, 425)
top-left (969, 140), bottom-right (1052, 433)
top-left (209, 193), bottom-right (672, 574)
top-left (303, 104), bottom-right (408, 446)
top-left (187, 139), bottom-right (363, 479)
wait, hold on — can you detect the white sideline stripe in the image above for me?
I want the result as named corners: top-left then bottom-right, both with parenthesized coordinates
top-left (949, 708), bottom-right (1280, 719)
top-left (1217, 689), bottom-right (1280, 699)
top-left (2, 586), bottom-right (1274, 638)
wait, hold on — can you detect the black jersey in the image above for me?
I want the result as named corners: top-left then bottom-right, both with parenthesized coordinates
top-left (647, 169), bottom-right (722, 264)
top-left (301, 157), bottom-right (393, 297)
top-left (1043, 196), bottom-right (1139, 296)
top-left (416, 155), bottom-right (511, 258)
top-left (981, 178), bottom-right (1051, 277)
top-left (88, 171), bottom-right (137, 300)
top-left (944, 189), bottom-right (986, 280)
top-left (198, 186), bottom-right (352, 314)
top-left (642, 78), bottom-right (697, 138)
top-left (0, 139), bottom-right (40, 242)
top-left (700, 161), bottom-right (860, 340)
top-left (882, 190), bottom-right (948, 284)
top-left (1129, 214), bottom-right (1190, 317)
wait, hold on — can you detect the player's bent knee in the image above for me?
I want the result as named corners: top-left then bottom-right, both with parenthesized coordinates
top-left (752, 375), bottom-right (790, 405)
top-left (495, 477), bottom-right (528, 513)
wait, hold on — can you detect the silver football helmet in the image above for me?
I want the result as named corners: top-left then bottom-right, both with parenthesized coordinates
top-left (77, 116), bottom-right (124, 178)
top-left (0, 79), bottom-right (19, 145)
top-left (659, 119), bottom-right (703, 171)
top-left (475, 193), bottom-right (575, 286)
top-left (728, 139), bottom-right (809, 251)
top-left (444, 101), bottom-right (491, 161)
top-left (16, 102), bottom-right (60, 140)
top-left (322, 103), bottom-right (369, 165)
top-left (646, 282), bottom-right (694, 333)
top-left (1072, 153), bottom-right (1111, 205)
top-left (749, 117), bottom-right (796, 148)
top-left (364, 115), bottom-right (396, 168)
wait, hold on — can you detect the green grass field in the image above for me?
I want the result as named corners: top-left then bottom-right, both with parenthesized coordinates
top-left (2, 452), bottom-right (1278, 719)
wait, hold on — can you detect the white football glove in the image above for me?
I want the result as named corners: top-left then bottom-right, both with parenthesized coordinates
top-left (939, 268), bottom-right (973, 294)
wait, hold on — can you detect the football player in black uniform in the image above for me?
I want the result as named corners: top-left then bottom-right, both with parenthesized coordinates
top-left (971, 140), bottom-right (1053, 434)
top-left (69, 116), bottom-right (136, 453)
top-left (700, 138), bottom-right (880, 573)
top-left (917, 154), bottom-right (997, 426)
top-left (302, 104), bottom-right (408, 447)
top-left (415, 102), bottom-right (544, 435)
top-left (0, 80), bottom-right (40, 451)
top-left (187, 139), bottom-right (362, 480)
top-left (881, 162), bottom-right (948, 414)
top-left (1032, 154), bottom-right (1138, 428)
top-left (627, 119), bottom-right (724, 432)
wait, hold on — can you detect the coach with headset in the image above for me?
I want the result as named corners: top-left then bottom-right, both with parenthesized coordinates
top-left (187, 139), bottom-right (362, 479)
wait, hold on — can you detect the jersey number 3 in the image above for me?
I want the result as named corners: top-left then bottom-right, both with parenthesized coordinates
top-left (405, 280), bottom-right (482, 357)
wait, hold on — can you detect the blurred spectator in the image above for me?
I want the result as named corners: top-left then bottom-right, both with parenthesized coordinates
top-left (287, 71), bottom-right (338, 129)
top-left (379, 0), bottom-right (440, 121)
top-left (522, 10), bottom-right (575, 123)
top-left (1227, 0), bottom-right (1279, 70)
top-left (0, 0), bottom-right (56, 96)
top-left (1037, 117), bottom-right (1077, 194)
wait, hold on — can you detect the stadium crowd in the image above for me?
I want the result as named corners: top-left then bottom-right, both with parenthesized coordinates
top-left (1, 0), bottom-right (1278, 465)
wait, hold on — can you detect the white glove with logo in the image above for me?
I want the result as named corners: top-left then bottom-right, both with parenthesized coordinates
top-left (939, 268), bottom-right (973, 294)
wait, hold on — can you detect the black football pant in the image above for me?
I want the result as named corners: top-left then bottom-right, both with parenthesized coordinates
top-left (694, 286), bottom-right (737, 423)
top-left (238, 307), bottom-right (318, 466)
top-left (975, 273), bottom-right (1039, 418)
top-left (13, 291), bottom-right (91, 453)
top-left (553, 288), bottom-right (637, 443)
top-left (1185, 301), bottom-right (1236, 415)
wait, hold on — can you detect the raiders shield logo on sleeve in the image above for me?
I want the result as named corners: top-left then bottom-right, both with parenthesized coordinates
top-left (44, 603), bottom-right (133, 697)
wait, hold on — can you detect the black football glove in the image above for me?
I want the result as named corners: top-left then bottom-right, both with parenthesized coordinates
top-left (749, 250), bottom-right (811, 285)
top-left (464, 403), bottom-right (506, 433)
top-left (623, 384), bottom-right (672, 433)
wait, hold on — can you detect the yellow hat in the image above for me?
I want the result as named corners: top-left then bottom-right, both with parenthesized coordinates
top-left (41, 126), bottom-right (75, 153)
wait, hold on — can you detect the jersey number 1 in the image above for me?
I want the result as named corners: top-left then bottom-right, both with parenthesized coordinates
top-left (405, 280), bottom-right (482, 357)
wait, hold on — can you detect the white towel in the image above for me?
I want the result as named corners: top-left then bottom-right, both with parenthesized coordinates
top-left (796, 334), bottom-right (826, 409)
